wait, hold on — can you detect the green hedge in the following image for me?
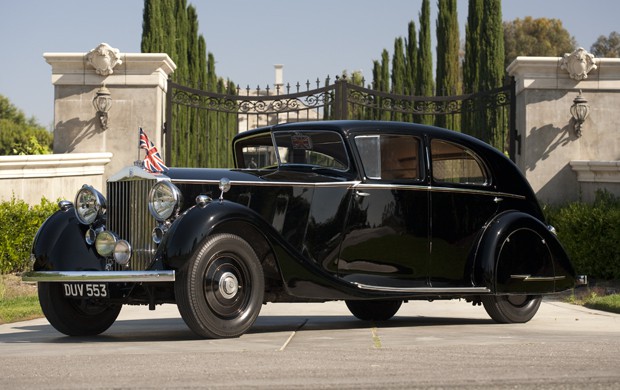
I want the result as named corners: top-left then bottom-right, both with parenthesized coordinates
top-left (545, 191), bottom-right (620, 280)
top-left (0, 198), bottom-right (57, 274)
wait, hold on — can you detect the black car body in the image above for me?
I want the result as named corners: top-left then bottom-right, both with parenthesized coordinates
top-left (24, 120), bottom-right (583, 338)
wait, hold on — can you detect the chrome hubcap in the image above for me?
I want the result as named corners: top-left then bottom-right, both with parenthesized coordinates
top-left (219, 272), bottom-right (239, 299)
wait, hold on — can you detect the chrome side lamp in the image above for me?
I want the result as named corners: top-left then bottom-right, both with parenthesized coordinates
top-left (570, 90), bottom-right (590, 137)
top-left (93, 85), bottom-right (112, 130)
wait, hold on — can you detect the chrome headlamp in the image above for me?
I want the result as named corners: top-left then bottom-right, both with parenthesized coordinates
top-left (74, 185), bottom-right (106, 225)
top-left (148, 181), bottom-right (183, 222)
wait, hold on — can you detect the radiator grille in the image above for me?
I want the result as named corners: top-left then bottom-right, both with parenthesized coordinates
top-left (107, 178), bottom-right (158, 270)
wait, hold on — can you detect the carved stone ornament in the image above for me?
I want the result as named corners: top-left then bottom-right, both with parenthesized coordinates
top-left (86, 43), bottom-right (123, 76)
top-left (560, 48), bottom-right (597, 80)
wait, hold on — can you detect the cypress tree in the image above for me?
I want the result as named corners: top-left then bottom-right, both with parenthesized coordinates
top-left (416, 0), bottom-right (434, 124)
top-left (480, 0), bottom-right (504, 92)
top-left (461, 0), bottom-right (483, 138)
top-left (380, 49), bottom-right (391, 120)
top-left (141, 0), bottom-right (232, 168)
top-left (391, 37), bottom-right (406, 95)
top-left (480, 0), bottom-right (505, 150)
top-left (463, 0), bottom-right (482, 94)
top-left (435, 0), bottom-right (460, 130)
top-left (392, 37), bottom-right (406, 121)
top-left (405, 21), bottom-right (417, 96)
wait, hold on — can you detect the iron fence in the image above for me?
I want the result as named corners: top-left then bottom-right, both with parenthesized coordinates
top-left (165, 77), bottom-right (515, 168)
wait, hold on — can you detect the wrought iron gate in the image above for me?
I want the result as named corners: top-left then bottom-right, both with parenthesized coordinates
top-left (165, 77), bottom-right (515, 168)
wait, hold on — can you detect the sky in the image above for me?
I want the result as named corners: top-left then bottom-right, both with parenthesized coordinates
top-left (1, 0), bottom-right (619, 128)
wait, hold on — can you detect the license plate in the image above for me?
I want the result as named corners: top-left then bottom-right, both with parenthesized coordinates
top-left (62, 283), bottom-right (109, 298)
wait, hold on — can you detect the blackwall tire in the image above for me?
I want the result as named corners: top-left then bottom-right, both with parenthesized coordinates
top-left (175, 233), bottom-right (264, 338)
top-left (482, 295), bottom-right (542, 323)
top-left (345, 299), bottom-right (402, 321)
top-left (38, 282), bottom-right (122, 336)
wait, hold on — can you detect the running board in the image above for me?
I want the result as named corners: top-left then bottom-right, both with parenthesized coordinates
top-left (353, 282), bottom-right (490, 294)
top-left (22, 270), bottom-right (175, 283)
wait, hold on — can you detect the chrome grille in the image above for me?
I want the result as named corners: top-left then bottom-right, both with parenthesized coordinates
top-left (107, 177), bottom-right (157, 270)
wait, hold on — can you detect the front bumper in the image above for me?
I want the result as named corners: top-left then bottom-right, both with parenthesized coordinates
top-left (22, 270), bottom-right (175, 283)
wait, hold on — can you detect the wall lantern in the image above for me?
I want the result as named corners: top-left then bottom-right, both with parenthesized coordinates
top-left (570, 90), bottom-right (590, 137)
top-left (93, 85), bottom-right (112, 130)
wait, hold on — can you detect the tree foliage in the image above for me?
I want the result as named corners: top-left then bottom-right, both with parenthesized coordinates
top-left (591, 31), bottom-right (620, 58)
top-left (503, 16), bottom-right (577, 68)
top-left (435, 0), bottom-right (460, 130)
top-left (416, 0), bottom-right (434, 125)
top-left (0, 95), bottom-right (52, 156)
top-left (141, 0), bottom-right (236, 168)
top-left (463, 0), bottom-right (482, 95)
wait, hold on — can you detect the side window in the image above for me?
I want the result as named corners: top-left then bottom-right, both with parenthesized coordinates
top-left (431, 139), bottom-right (488, 185)
top-left (355, 135), bottom-right (422, 181)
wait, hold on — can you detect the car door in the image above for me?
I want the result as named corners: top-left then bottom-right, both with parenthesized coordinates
top-left (338, 133), bottom-right (430, 288)
top-left (428, 138), bottom-right (500, 287)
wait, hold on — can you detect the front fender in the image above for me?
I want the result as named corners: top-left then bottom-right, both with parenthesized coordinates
top-left (159, 200), bottom-right (275, 270)
top-left (31, 207), bottom-right (104, 271)
top-left (474, 211), bottom-right (576, 294)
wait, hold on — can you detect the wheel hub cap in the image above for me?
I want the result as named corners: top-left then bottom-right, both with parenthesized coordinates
top-left (219, 272), bottom-right (239, 299)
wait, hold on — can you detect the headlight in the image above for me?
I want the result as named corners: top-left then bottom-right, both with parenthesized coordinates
top-left (74, 185), bottom-right (106, 225)
top-left (148, 181), bottom-right (182, 221)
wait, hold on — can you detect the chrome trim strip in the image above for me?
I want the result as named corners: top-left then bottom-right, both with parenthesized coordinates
top-left (354, 183), bottom-right (526, 200)
top-left (172, 179), bottom-right (361, 188)
top-left (510, 274), bottom-right (566, 282)
top-left (353, 282), bottom-right (490, 294)
top-left (22, 270), bottom-right (175, 283)
top-left (171, 178), bottom-right (525, 200)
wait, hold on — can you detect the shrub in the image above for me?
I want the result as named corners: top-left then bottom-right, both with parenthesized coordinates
top-left (545, 190), bottom-right (620, 280)
top-left (0, 197), bottom-right (57, 274)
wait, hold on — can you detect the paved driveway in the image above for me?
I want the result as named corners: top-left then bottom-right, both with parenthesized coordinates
top-left (1, 299), bottom-right (619, 389)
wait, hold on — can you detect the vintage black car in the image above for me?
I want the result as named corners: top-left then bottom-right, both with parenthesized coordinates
top-left (24, 120), bottom-right (584, 338)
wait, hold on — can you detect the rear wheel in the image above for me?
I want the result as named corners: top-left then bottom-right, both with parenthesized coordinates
top-left (481, 295), bottom-right (542, 323)
top-left (38, 282), bottom-right (122, 336)
top-left (175, 234), bottom-right (264, 338)
top-left (345, 299), bottom-right (402, 321)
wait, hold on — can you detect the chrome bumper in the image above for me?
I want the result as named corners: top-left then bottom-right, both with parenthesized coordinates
top-left (22, 270), bottom-right (175, 283)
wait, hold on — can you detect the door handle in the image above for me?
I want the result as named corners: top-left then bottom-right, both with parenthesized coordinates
top-left (493, 197), bottom-right (503, 203)
top-left (355, 191), bottom-right (370, 198)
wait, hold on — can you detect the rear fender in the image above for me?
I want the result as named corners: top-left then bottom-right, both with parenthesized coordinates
top-left (474, 211), bottom-right (575, 294)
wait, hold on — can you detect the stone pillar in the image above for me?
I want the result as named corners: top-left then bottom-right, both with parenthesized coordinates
top-left (507, 49), bottom-right (620, 204)
top-left (44, 43), bottom-right (176, 180)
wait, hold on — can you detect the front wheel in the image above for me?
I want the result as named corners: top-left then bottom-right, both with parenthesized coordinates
top-left (38, 282), bottom-right (122, 336)
top-left (345, 299), bottom-right (402, 321)
top-left (481, 295), bottom-right (542, 323)
top-left (175, 233), bottom-right (264, 338)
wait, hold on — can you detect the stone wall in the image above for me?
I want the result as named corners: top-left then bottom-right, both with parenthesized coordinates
top-left (508, 50), bottom-right (620, 204)
top-left (0, 153), bottom-right (112, 204)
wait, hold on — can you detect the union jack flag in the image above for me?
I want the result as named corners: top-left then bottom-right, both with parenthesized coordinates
top-left (139, 128), bottom-right (168, 173)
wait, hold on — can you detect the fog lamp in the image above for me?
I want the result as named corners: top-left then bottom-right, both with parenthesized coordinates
top-left (95, 231), bottom-right (117, 257)
top-left (114, 240), bottom-right (132, 266)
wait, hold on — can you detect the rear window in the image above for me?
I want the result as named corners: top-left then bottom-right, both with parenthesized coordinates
top-left (431, 140), bottom-right (488, 185)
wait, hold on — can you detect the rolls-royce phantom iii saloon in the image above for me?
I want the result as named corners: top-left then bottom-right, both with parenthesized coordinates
top-left (24, 120), bottom-right (583, 338)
